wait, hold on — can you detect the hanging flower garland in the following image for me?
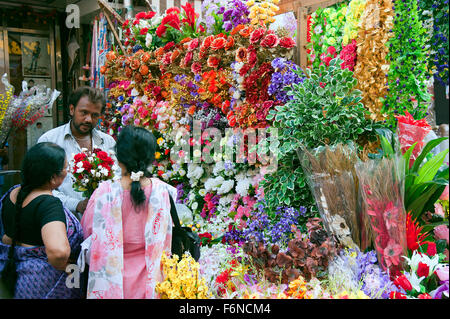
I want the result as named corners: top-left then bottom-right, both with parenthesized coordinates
top-left (353, 0), bottom-right (394, 122)
top-left (383, 0), bottom-right (431, 127)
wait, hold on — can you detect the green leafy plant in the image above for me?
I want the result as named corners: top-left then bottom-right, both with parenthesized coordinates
top-left (261, 57), bottom-right (379, 221)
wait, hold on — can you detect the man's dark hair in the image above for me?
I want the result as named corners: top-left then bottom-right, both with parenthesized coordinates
top-left (68, 86), bottom-right (106, 113)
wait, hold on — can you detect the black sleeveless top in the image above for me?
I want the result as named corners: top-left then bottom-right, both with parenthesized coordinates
top-left (1, 194), bottom-right (66, 246)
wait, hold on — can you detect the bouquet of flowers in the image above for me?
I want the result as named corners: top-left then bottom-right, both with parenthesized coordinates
top-left (70, 147), bottom-right (116, 198)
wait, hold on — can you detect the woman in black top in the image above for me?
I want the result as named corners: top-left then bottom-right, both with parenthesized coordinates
top-left (0, 142), bottom-right (84, 298)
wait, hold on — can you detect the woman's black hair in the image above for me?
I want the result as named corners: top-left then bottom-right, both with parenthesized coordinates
top-left (115, 126), bottom-right (156, 208)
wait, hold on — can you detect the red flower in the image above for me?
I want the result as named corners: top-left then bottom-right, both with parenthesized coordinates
top-left (211, 37), bottom-right (226, 50)
top-left (417, 262), bottom-right (430, 278)
top-left (260, 34), bottom-right (280, 48)
top-left (82, 160), bottom-right (93, 171)
top-left (135, 12), bottom-right (147, 20)
top-left (165, 14), bottom-right (181, 30)
top-left (393, 274), bottom-right (413, 291)
top-left (163, 41), bottom-right (175, 51)
top-left (425, 241), bottom-right (437, 256)
top-left (188, 38), bottom-right (199, 51)
top-left (389, 291), bottom-right (408, 299)
top-left (249, 28), bottom-right (265, 44)
top-left (406, 212), bottom-right (427, 252)
top-left (191, 62), bottom-right (202, 74)
top-left (181, 2), bottom-right (197, 30)
top-left (279, 37), bottom-right (296, 49)
top-left (145, 11), bottom-right (156, 19)
top-left (184, 51), bottom-right (193, 65)
top-left (156, 25), bottom-right (167, 37)
top-left (323, 56), bottom-right (332, 66)
top-left (207, 56), bottom-right (220, 69)
top-left (327, 45), bottom-right (336, 56)
top-left (74, 153), bottom-right (87, 162)
top-left (166, 7), bottom-right (181, 15)
top-left (201, 35), bottom-right (214, 49)
top-left (418, 293), bottom-right (432, 299)
top-left (139, 27), bottom-right (149, 35)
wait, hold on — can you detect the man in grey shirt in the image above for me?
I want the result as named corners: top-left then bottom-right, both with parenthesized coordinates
top-left (38, 87), bottom-right (118, 216)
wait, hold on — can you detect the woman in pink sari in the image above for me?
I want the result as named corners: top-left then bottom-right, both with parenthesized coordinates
top-left (81, 126), bottom-right (176, 299)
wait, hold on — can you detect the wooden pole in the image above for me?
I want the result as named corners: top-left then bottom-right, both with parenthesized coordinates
top-left (97, 0), bottom-right (126, 54)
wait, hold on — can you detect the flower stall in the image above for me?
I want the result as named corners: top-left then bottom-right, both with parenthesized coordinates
top-left (98, 0), bottom-right (449, 299)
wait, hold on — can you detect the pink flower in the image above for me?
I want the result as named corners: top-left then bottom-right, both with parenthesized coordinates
top-left (434, 203), bottom-right (446, 218)
top-left (435, 265), bottom-right (449, 282)
top-left (439, 185), bottom-right (449, 201)
top-left (383, 239), bottom-right (403, 267)
top-left (384, 202), bottom-right (400, 230)
top-left (249, 28), bottom-right (265, 44)
top-left (434, 225), bottom-right (449, 244)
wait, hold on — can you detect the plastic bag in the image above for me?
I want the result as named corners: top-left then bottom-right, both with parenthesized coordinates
top-left (300, 143), bottom-right (363, 250)
top-left (355, 155), bottom-right (407, 278)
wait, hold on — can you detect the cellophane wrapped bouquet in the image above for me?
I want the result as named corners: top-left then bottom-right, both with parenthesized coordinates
top-left (356, 155), bottom-right (407, 278)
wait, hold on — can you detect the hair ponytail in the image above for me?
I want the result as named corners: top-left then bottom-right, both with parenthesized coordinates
top-left (116, 126), bottom-right (157, 209)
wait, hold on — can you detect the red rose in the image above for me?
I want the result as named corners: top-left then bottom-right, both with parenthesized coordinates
top-left (393, 274), bottom-right (413, 291)
top-left (260, 34), bottom-right (280, 48)
top-left (122, 19), bottom-right (130, 29)
top-left (188, 38), bottom-right (199, 51)
top-left (133, 19), bottom-right (140, 25)
top-left (389, 291), bottom-right (408, 299)
top-left (191, 62), bottom-right (202, 74)
top-left (418, 293), bottom-right (432, 299)
top-left (139, 27), bottom-right (149, 35)
top-left (207, 56), bottom-right (220, 68)
top-left (135, 12), bottom-right (147, 20)
top-left (74, 153), bottom-right (87, 162)
top-left (426, 241), bottom-right (437, 256)
top-left (211, 37), bottom-right (226, 50)
top-left (82, 160), bottom-right (92, 171)
top-left (279, 37), bottom-right (296, 49)
top-left (249, 28), bottom-right (265, 44)
top-left (417, 262), bottom-right (430, 278)
top-left (145, 11), bottom-right (156, 19)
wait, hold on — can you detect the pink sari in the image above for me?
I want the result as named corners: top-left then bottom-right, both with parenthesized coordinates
top-left (81, 178), bottom-right (176, 299)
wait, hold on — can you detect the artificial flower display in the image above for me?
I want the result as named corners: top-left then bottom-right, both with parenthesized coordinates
top-left (99, 0), bottom-right (449, 299)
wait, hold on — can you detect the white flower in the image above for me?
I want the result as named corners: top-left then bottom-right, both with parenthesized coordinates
top-left (199, 189), bottom-right (207, 196)
top-left (403, 250), bottom-right (440, 277)
top-left (81, 148), bottom-right (88, 152)
top-left (217, 180), bottom-right (235, 195)
top-left (235, 178), bottom-right (250, 197)
top-left (179, 169), bottom-right (186, 177)
top-left (192, 202), bottom-right (199, 210)
top-left (404, 271), bottom-right (425, 293)
top-left (76, 167), bottom-right (84, 174)
top-left (76, 161), bottom-right (84, 168)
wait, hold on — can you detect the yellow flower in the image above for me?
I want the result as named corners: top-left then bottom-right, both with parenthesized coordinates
top-left (157, 137), bottom-right (164, 145)
top-left (259, 13), bottom-right (268, 20)
top-left (246, 0), bottom-right (255, 6)
top-left (261, 1), bottom-right (269, 8)
top-left (155, 152), bottom-right (161, 159)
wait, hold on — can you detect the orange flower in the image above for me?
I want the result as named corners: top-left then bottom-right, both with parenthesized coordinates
top-left (231, 24), bottom-right (245, 35)
top-left (235, 47), bottom-right (248, 62)
top-left (134, 72), bottom-right (143, 83)
top-left (171, 49), bottom-right (180, 62)
top-left (106, 51), bottom-right (116, 61)
top-left (154, 47), bottom-right (165, 58)
top-left (239, 26), bottom-right (254, 38)
top-left (125, 67), bottom-right (133, 78)
top-left (139, 65), bottom-right (149, 76)
top-left (141, 52), bottom-right (151, 63)
top-left (100, 65), bottom-right (107, 74)
top-left (225, 36), bottom-right (235, 50)
top-left (180, 37), bottom-right (192, 44)
top-left (130, 59), bottom-right (140, 70)
top-left (188, 105), bottom-right (196, 115)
